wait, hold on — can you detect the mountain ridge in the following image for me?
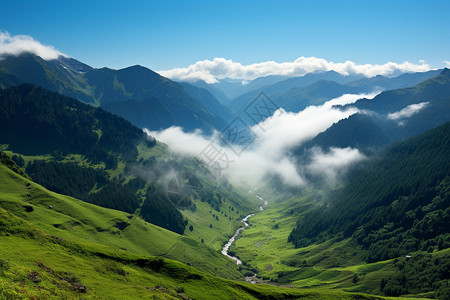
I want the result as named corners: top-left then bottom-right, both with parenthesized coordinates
top-left (226, 70), bottom-right (441, 115)
top-left (0, 54), bottom-right (228, 132)
top-left (298, 68), bottom-right (450, 152)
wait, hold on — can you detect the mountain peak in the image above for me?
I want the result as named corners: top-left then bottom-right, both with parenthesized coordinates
top-left (123, 64), bottom-right (150, 71)
top-left (118, 64), bottom-right (161, 78)
top-left (440, 68), bottom-right (450, 76)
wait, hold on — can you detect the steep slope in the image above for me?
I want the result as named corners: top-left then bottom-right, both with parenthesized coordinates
top-left (231, 185), bottom-right (449, 298)
top-left (0, 84), bottom-right (188, 232)
top-left (288, 122), bottom-right (450, 298)
top-left (84, 65), bottom-right (169, 106)
top-left (86, 65), bottom-right (228, 132)
top-left (0, 69), bottom-right (20, 89)
top-left (0, 54), bottom-right (94, 104)
top-left (0, 84), bottom-right (145, 159)
top-left (352, 68), bottom-right (450, 114)
top-left (302, 68), bottom-right (450, 151)
top-left (290, 121), bottom-right (450, 255)
top-left (181, 82), bottom-right (234, 122)
top-left (0, 84), bottom-right (260, 256)
top-left (0, 159), bottom-right (239, 278)
top-left (276, 80), bottom-right (364, 112)
top-left (300, 114), bottom-right (390, 151)
top-left (102, 95), bottom-right (226, 133)
top-left (102, 97), bottom-right (175, 131)
top-left (0, 54), bottom-right (227, 132)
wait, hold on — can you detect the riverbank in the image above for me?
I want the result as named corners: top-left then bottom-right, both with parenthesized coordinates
top-left (221, 189), bottom-right (268, 265)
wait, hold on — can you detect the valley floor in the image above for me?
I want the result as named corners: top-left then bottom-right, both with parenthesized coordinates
top-left (230, 189), bottom-right (446, 299)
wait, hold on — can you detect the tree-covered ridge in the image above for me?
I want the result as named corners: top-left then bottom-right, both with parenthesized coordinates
top-left (0, 54), bottom-right (229, 132)
top-left (298, 113), bottom-right (390, 152)
top-left (0, 151), bottom-right (29, 179)
top-left (0, 84), bottom-right (187, 232)
top-left (0, 84), bottom-right (253, 236)
top-left (353, 68), bottom-right (450, 114)
top-left (289, 121), bottom-right (450, 261)
top-left (16, 157), bottom-right (187, 234)
top-left (0, 54), bottom-right (95, 104)
top-left (380, 253), bottom-right (450, 298)
top-left (0, 84), bottom-right (150, 162)
top-left (300, 68), bottom-right (450, 152)
top-left (25, 160), bottom-right (141, 215)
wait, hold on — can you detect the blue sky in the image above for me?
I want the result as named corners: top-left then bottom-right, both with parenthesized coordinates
top-left (1, 0), bottom-right (449, 71)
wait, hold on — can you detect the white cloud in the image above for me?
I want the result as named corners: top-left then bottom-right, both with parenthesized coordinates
top-left (249, 92), bottom-right (379, 158)
top-left (159, 57), bottom-right (432, 84)
top-left (306, 147), bottom-right (365, 184)
top-left (387, 102), bottom-right (430, 120)
top-left (143, 127), bottom-right (210, 156)
top-left (444, 61), bottom-right (450, 68)
top-left (0, 32), bottom-right (65, 60)
top-left (146, 92), bottom-right (377, 187)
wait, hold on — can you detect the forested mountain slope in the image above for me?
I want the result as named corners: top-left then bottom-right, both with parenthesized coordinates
top-left (0, 84), bottom-right (254, 237)
top-left (0, 54), bottom-right (227, 132)
top-left (300, 68), bottom-right (450, 151)
top-left (289, 121), bottom-right (450, 262)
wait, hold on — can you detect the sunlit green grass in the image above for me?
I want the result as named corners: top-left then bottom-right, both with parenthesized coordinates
top-left (0, 230), bottom-right (387, 300)
top-left (182, 199), bottom-right (243, 251)
top-left (231, 190), bottom-right (436, 299)
top-left (136, 141), bottom-right (169, 160)
top-left (0, 163), bottom-right (242, 279)
top-left (0, 162), bottom-right (393, 299)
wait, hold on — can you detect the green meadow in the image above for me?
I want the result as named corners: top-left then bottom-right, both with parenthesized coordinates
top-left (0, 161), bottom-right (391, 299)
top-left (231, 190), bottom-right (444, 299)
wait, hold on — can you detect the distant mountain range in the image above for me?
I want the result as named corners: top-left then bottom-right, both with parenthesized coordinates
top-left (298, 68), bottom-right (450, 152)
top-left (187, 75), bottom-right (293, 103)
top-left (184, 79), bottom-right (231, 105)
top-left (0, 54), bottom-right (230, 133)
top-left (225, 70), bottom-right (441, 114)
top-left (183, 69), bottom-right (439, 113)
top-left (0, 53), bottom-right (444, 135)
top-left (227, 71), bottom-right (363, 113)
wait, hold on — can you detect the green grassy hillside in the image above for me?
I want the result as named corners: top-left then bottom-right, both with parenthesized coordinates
top-left (0, 162), bottom-right (243, 279)
top-left (232, 190), bottom-right (447, 299)
top-left (0, 160), bottom-right (385, 299)
top-left (0, 84), bottom-right (257, 241)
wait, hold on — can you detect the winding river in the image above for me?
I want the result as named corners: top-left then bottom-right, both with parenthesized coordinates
top-left (221, 189), bottom-right (268, 265)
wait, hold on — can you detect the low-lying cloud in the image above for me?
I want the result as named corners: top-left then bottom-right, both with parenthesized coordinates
top-left (306, 147), bottom-right (365, 184)
top-left (0, 32), bottom-right (65, 60)
top-left (146, 92), bottom-right (377, 188)
top-left (159, 57), bottom-right (432, 84)
top-left (387, 101), bottom-right (430, 120)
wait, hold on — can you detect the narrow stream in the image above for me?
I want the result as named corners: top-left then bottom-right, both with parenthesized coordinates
top-left (220, 213), bottom-right (254, 265)
top-left (221, 189), bottom-right (268, 266)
